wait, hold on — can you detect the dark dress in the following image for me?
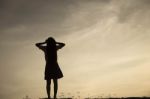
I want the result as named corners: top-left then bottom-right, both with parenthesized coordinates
top-left (44, 48), bottom-right (63, 80)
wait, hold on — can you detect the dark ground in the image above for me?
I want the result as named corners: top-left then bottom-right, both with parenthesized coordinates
top-left (40, 97), bottom-right (150, 99)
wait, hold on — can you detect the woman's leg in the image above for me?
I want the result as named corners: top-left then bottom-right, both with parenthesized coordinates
top-left (46, 79), bottom-right (51, 99)
top-left (53, 79), bottom-right (58, 99)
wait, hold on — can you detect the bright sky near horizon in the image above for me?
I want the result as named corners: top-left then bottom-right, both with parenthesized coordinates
top-left (0, 0), bottom-right (150, 99)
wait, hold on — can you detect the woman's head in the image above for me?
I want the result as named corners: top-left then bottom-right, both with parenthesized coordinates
top-left (46, 37), bottom-right (57, 61)
top-left (46, 37), bottom-right (56, 46)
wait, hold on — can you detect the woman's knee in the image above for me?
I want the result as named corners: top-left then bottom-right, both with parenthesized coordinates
top-left (53, 79), bottom-right (58, 85)
top-left (46, 80), bottom-right (51, 86)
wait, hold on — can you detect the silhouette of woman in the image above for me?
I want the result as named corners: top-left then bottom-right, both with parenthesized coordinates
top-left (35, 37), bottom-right (65, 99)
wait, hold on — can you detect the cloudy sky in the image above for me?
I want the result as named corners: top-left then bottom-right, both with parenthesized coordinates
top-left (0, 0), bottom-right (150, 99)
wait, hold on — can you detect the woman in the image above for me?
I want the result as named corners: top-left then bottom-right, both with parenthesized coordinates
top-left (35, 37), bottom-right (65, 99)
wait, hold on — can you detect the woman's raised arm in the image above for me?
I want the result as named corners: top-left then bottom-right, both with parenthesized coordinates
top-left (35, 42), bottom-right (46, 51)
top-left (56, 42), bottom-right (65, 50)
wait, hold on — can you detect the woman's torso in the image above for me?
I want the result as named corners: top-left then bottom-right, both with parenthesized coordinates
top-left (44, 48), bottom-right (57, 65)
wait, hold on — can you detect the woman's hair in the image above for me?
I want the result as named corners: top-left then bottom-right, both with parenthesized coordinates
top-left (46, 37), bottom-right (57, 62)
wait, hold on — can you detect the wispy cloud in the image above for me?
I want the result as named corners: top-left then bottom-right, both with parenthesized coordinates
top-left (0, 0), bottom-right (150, 99)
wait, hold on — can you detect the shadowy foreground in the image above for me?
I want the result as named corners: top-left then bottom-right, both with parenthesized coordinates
top-left (40, 97), bottom-right (150, 99)
top-left (85, 97), bottom-right (150, 99)
top-left (39, 98), bottom-right (73, 99)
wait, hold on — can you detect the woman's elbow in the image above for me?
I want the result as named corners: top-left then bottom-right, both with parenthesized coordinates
top-left (35, 43), bottom-right (40, 47)
top-left (63, 43), bottom-right (65, 47)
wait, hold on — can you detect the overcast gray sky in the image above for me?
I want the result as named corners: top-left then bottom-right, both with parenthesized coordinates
top-left (0, 0), bottom-right (150, 99)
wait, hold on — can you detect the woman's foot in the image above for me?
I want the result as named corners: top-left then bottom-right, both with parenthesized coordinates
top-left (54, 96), bottom-right (57, 99)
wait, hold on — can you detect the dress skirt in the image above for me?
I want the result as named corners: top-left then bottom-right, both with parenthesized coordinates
top-left (44, 62), bottom-right (63, 80)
